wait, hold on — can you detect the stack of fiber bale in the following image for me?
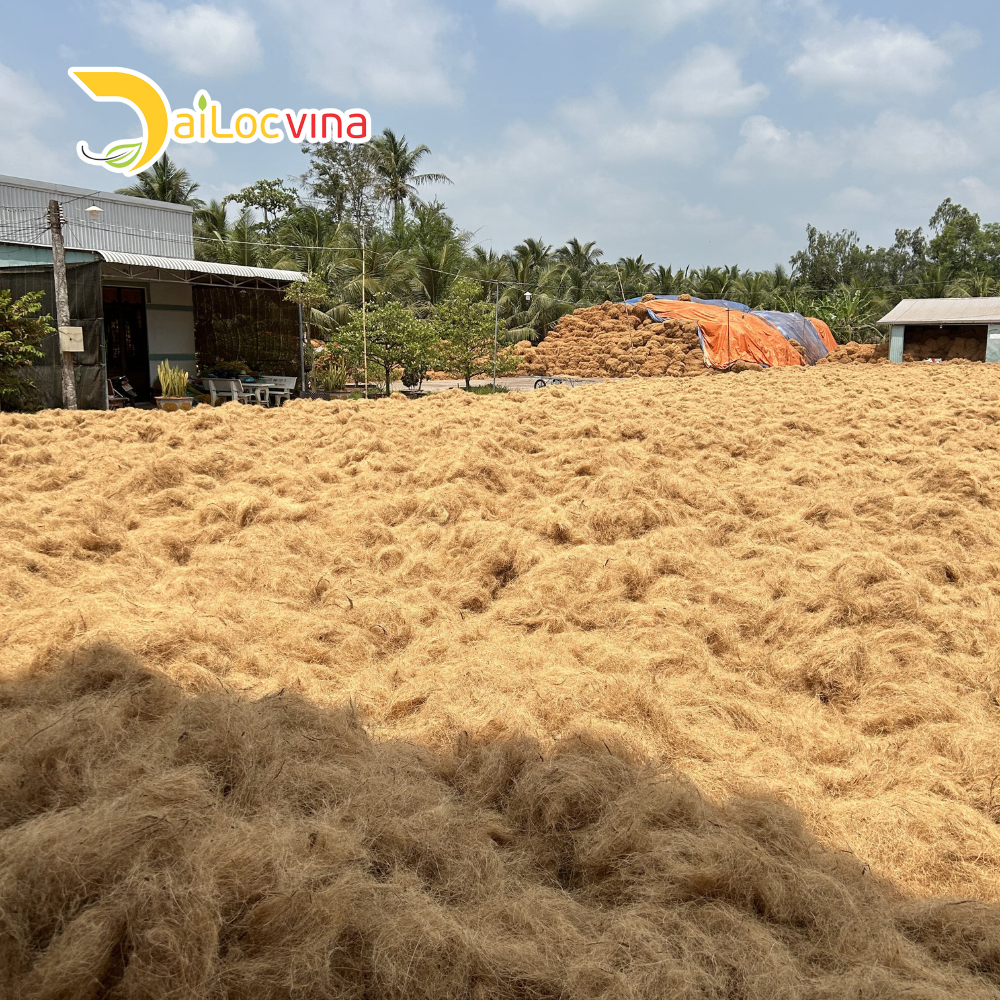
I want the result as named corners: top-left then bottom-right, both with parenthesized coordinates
top-left (902, 333), bottom-right (986, 362)
top-left (816, 342), bottom-right (890, 365)
top-left (515, 301), bottom-right (709, 379)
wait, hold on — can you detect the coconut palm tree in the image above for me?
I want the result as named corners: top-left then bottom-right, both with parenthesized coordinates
top-left (555, 238), bottom-right (603, 272)
top-left (614, 256), bottom-right (655, 299)
top-left (116, 153), bottom-right (203, 207)
top-left (368, 128), bottom-right (451, 225)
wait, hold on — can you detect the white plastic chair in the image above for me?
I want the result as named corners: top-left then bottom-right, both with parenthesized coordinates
top-left (256, 375), bottom-right (296, 405)
top-left (205, 378), bottom-right (266, 406)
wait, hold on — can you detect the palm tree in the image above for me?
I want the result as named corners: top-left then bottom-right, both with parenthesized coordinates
top-left (271, 207), bottom-right (345, 276)
top-left (555, 238), bottom-right (603, 272)
top-left (368, 128), bottom-right (451, 225)
top-left (116, 153), bottom-right (204, 207)
top-left (615, 256), bottom-right (655, 299)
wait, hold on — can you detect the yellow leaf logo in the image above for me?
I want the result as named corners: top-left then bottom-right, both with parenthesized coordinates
top-left (68, 68), bottom-right (171, 176)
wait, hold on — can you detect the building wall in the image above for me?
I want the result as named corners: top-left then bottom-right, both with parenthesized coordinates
top-left (0, 175), bottom-right (194, 258)
top-left (102, 274), bottom-right (197, 383)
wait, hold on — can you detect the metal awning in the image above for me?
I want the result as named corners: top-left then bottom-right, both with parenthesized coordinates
top-left (96, 250), bottom-right (303, 288)
top-left (878, 298), bottom-right (1000, 325)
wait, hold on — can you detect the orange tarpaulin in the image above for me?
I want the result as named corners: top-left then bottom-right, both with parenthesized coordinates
top-left (644, 299), bottom-right (806, 370)
top-left (807, 317), bottom-right (837, 353)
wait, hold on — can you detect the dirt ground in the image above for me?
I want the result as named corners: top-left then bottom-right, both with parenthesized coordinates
top-left (2, 365), bottom-right (1000, 906)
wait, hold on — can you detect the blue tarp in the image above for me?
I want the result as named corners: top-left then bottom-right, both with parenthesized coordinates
top-left (626, 294), bottom-right (752, 313)
top-left (752, 311), bottom-right (829, 365)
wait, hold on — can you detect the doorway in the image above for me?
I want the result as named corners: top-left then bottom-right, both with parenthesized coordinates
top-left (103, 285), bottom-right (151, 400)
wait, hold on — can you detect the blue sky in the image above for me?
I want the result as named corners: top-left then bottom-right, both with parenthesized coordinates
top-left (2, 0), bottom-right (998, 269)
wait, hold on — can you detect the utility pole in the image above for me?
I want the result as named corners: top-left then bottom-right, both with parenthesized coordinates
top-left (493, 281), bottom-right (499, 390)
top-left (297, 302), bottom-right (306, 398)
top-left (48, 200), bottom-right (78, 410)
top-left (361, 233), bottom-right (368, 399)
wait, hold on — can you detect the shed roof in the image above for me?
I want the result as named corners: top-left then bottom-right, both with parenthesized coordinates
top-left (878, 298), bottom-right (1000, 325)
top-left (97, 250), bottom-right (303, 284)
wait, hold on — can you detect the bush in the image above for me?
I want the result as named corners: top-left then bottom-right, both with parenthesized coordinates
top-left (0, 289), bottom-right (52, 412)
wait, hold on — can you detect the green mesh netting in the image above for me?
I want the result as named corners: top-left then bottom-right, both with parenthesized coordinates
top-left (0, 261), bottom-right (106, 410)
top-left (193, 285), bottom-right (301, 377)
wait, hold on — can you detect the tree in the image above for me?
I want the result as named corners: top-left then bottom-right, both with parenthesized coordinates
top-left (116, 153), bottom-right (203, 207)
top-left (434, 279), bottom-right (519, 388)
top-left (222, 179), bottom-right (299, 237)
top-left (302, 141), bottom-right (380, 234)
top-left (340, 300), bottom-right (434, 397)
top-left (555, 238), bottom-right (603, 272)
top-left (0, 289), bottom-right (52, 410)
top-left (369, 127), bottom-right (451, 226)
top-left (285, 273), bottom-right (331, 345)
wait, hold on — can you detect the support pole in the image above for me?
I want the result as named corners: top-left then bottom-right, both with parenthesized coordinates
top-left (493, 281), bottom-right (499, 390)
top-left (48, 200), bottom-right (77, 410)
top-left (361, 235), bottom-right (368, 399)
top-left (297, 301), bottom-right (306, 397)
top-left (889, 324), bottom-right (905, 364)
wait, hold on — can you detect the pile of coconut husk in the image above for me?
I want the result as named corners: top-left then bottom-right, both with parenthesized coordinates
top-left (815, 342), bottom-right (891, 365)
top-left (515, 300), bottom-right (713, 379)
top-left (817, 331), bottom-right (992, 366)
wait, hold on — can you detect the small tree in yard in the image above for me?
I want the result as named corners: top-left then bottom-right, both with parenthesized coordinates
top-left (435, 279), bottom-right (520, 388)
top-left (341, 300), bottom-right (435, 397)
top-left (0, 290), bottom-right (52, 411)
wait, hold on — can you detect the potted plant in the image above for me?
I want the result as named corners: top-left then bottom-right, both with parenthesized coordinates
top-left (155, 360), bottom-right (193, 412)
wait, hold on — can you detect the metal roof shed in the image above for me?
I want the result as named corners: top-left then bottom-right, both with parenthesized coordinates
top-left (0, 173), bottom-right (307, 408)
top-left (877, 298), bottom-right (1000, 363)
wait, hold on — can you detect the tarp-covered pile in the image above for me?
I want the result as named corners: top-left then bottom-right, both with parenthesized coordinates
top-left (516, 295), bottom-right (836, 378)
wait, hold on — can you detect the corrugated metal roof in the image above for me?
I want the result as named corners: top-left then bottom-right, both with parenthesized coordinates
top-left (878, 298), bottom-right (1000, 325)
top-left (0, 174), bottom-right (195, 258)
top-left (97, 250), bottom-right (303, 283)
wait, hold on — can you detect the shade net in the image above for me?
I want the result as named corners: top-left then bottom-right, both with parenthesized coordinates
top-left (0, 261), bottom-right (106, 409)
top-left (193, 285), bottom-right (301, 377)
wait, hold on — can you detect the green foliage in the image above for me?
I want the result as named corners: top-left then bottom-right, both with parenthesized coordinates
top-left (156, 360), bottom-right (189, 397)
top-left (0, 289), bottom-right (52, 410)
top-left (116, 153), bottom-right (203, 207)
top-left (340, 300), bottom-right (435, 398)
top-left (222, 179), bottom-right (299, 234)
top-left (434, 279), bottom-right (519, 388)
top-left (464, 384), bottom-right (509, 394)
top-left (310, 346), bottom-right (349, 392)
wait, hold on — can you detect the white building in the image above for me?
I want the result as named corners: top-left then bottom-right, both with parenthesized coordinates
top-left (0, 174), bottom-right (302, 408)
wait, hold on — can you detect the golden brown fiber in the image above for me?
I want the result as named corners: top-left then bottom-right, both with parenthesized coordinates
top-left (2, 365), bottom-right (1000, 904)
top-left (1, 647), bottom-right (999, 999)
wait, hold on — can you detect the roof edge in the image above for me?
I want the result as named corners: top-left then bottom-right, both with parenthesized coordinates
top-left (0, 174), bottom-right (194, 214)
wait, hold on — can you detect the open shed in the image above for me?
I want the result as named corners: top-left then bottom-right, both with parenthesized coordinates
top-left (0, 174), bottom-right (303, 409)
top-left (878, 298), bottom-right (1000, 363)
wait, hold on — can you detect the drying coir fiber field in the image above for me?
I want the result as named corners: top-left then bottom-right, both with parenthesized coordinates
top-left (2, 365), bottom-right (1000, 997)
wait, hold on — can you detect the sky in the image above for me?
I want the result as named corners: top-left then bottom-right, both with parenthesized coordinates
top-left (2, 0), bottom-right (999, 270)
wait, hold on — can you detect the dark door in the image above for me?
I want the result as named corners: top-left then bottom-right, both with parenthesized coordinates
top-left (103, 286), bottom-right (151, 400)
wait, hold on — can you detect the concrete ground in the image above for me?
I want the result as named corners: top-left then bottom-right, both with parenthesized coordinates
top-left (390, 376), bottom-right (608, 393)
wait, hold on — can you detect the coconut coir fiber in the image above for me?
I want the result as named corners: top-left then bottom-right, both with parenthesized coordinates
top-left (2, 366), bottom-right (1000, 910)
top-left (2, 645), bottom-right (999, 999)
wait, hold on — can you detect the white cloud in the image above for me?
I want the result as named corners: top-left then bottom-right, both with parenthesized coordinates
top-left (557, 90), bottom-right (713, 165)
top-left (102, 1), bottom-right (262, 76)
top-left (788, 18), bottom-right (953, 101)
top-left (850, 113), bottom-right (976, 175)
top-left (269, 0), bottom-right (463, 105)
top-left (652, 45), bottom-right (767, 118)
top-left (0, 63), bottom-right (60, 132)
top-left (0, 63), bottom-right (64, 177)
top-left (726, 115), bottom-right (838, 181)
top-left (497, 0), bottom-right (724, 33)
top-left (828, 186), bottom-right (883, 213)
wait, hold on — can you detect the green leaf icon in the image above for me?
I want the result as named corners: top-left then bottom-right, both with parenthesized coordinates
top-left (197, 94), bottom-right (207, 111)
top-left (104, 141), bottom-right (142, 169)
